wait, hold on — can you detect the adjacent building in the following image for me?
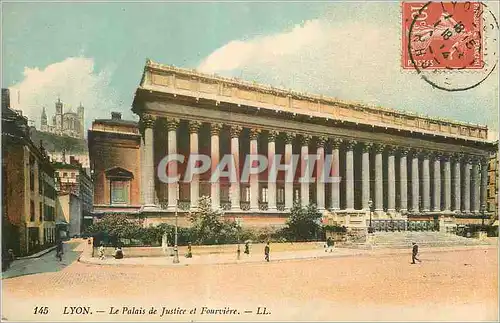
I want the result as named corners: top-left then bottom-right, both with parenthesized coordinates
top-left (53, 156), bottom-right (94, 236)
top-left (88, 112), bottom-right (142, 217)
top-left (2, 89), bottom-right (58, 256)
top-left (40, 98), bottom-right (84, 139)
top-left (487, 148), bottom-right (499, 223)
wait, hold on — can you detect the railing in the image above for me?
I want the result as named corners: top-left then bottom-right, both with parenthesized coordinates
top-left (370, 220), bottom-right (407, 232)
top-left (240, 201), bottom-right (250, 211)
top-left (221, 201), bottom-right (231, 211)
top-left (259, 202), bottom-right (268, 211)
top-left (277, 203), bottom-right (285, 211)
top-left (178, 201), bottom-right (191, 211)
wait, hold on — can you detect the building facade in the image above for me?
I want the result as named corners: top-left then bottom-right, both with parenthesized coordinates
top-left (2, 89), bottom-right (58, 256)
top-left (487, 149), bottom-right (499, 223)
top-left (125, 61), bottom-right (496, 230)
top-left (88, 112), bottom-right (142, 217)
top-left (53, 157), bottom-right (94, 236)
top-left (41, 98), bottom-right (84, 139)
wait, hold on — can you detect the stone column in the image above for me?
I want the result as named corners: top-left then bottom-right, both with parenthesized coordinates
top-left (443, 155), bottom-right (451, 212)
top-left (452, 154), bottom-right (461, 212)
top-left (387, 146), bottom-right (396, 213)
top-left (230, 125), bottom-right (243, 211)
top-left (316, 136), bottom-right (327, 211)
top-left (361, 142), bottom-right (371, 210)
top-left (411, 150), bottom-right (420, 212)
top-left (399, 148), bottom-right (409, 213)
top-left (189, 121), bottom-right (202, 209)
top-left (432, 153), bottom-right (441, 212)
top-left (422, 151), bottom-right (431, 212)
top-left (480, 157), bottom-right (488, 213)
top-left (374, 144), bottom-right (384, 212)
top-left (268, 131), bottom-right (278, 211)
top-left (166, 118), bottom-right (180, 210)
top-left (345, 140), bottom-right (356, 210)
top-left (284, 132), bottom-right (295, 210)
top-left (331, 138), bottom-right (341, 210)
top-left (210, 123), bottom-right (223, 210)
top-left (463, 156), bottom-right (471, 213)
top-left (249, 128), bottom-right (261, 211)
top-left (471, 158), bottom-right (480, 213)
top-left (300, 135), bottom-right (312, 207)
top-left (141, 114), bottom-right (156, 207)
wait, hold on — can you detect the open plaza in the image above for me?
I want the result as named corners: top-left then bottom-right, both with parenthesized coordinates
top-left (1, 238), bottom-right (498, 322)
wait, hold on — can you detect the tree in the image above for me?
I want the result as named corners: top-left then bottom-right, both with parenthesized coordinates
top-left (87, 213), bottom-right (142, 242)
top-left (283, 203), bottom-right (322, 241)
top-left (188, 196), bottom-right (237, 245)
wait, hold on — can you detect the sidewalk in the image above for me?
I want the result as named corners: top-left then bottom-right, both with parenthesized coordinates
top-left (78, 242), bottom-right (498, 267)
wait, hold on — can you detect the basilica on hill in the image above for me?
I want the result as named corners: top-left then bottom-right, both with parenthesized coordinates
top-left (40, 98), bottom-right (84, 139)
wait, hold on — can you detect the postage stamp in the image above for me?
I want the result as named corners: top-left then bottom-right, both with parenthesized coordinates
top-left (402, 1), bottom-right (499, 91)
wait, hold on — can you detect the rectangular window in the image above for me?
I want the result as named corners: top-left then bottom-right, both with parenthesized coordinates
top-left (242, 187), bottom-right (250, 202)
top-left (110, 181), bottom-right (130, 205)
top-left (39, 202), bottom-right (43, 222)
top-left (63, 172), bottom-right (67, 177)
top-left (71, 172), bottom-right (75, 178)
top-left (277, 188), bottom-right (284, 203)
top-left (261, 187), bottom-right (268, 203)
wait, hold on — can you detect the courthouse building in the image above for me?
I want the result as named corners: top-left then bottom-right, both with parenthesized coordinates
top-left (94, 60), bottom-right (498, 230)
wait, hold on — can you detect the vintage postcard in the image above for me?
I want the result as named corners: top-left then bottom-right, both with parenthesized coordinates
top-left (1, 1), bottom-right (499, 322)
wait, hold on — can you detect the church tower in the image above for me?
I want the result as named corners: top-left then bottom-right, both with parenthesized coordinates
top-left (55, 97), bottom-right (63, 134)
top-left (77, 102), bottom-right (84, 138)
top-left (41, 107), bottom-right (47, 131)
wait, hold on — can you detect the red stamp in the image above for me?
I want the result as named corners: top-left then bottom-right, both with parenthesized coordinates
top-left (402, 1), bottom-right (483, 70)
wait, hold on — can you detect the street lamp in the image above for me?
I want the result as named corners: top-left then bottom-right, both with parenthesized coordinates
top-left (235, 217), bottom-right (242, 260)
top-left (368, 198), bottom-right (374, 232)
top-left (173, 182), bottom-right (180, 264)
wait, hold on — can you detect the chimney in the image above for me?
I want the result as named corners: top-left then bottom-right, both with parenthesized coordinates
top-left (111, 112), bottom-right (122, 120)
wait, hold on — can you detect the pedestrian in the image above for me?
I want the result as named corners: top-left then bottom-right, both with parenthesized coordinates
top-left (186, 242), bottom-right (193, 258)
top-left (244, 241), bottom-right (250, 255)
top-left (98, 243), bottom-right (105, 260)
top-left (56, 240), bottom-right (63, 261)
top-left (113, 246), bottom-right (124, 259)
top-left (325, 237), bottom-right (334, 253)
top-left (264, 242), bottom-right (270, 262)
top-left (411, 242), bottom-right (421, 264)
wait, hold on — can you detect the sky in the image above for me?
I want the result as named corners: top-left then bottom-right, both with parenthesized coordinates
top-left (2, 1), bottom-right (499, 139)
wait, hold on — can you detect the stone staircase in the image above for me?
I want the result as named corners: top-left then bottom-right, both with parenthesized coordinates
top-left (342, 231), bottom-right (495, 249)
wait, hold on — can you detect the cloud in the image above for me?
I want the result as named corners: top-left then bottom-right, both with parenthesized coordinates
top-left (198, 19), bottom-right (498, 138)
top-left (8, 57), bottom-right (126, 138)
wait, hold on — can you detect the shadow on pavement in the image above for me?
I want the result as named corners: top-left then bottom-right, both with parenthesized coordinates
top-left (1, 241), bottom-right (82, 280)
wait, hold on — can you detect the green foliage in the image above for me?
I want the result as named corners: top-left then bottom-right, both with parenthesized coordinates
top-left (87, 213), bottom-right (142, 239)
top-left (188, 196), bottom-right (238, 245)
top-left (322, 225), bottom-right (347, 233)
top-left (282, 203), bottom-right (322, 241)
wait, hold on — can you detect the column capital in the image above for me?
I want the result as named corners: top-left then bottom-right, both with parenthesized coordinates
top-left (344, 139), bottom-right (357, 150)
top-left (419, 150), bottom-right (431, 159)
top-left (385, 145), bottom-right (396, 154)
top-left (398, 147), bottom-right (410, 156)
top-left (316, 136), bottom-right (328, 147)
top-left (210, 123), bottom-right (224, 136)
top-left (283, 132), bottom-right (296, 144)
top-left (165, 117), bottom-right (180, 131)
top-left (470, 155), bottom-right (483, 164)
top-left (141, 113), bottom-right (156, 129)
top-left (268, 130), bottom-right (279, 142)
top-left (451, 153), bottom-right (464, 162)
top-left (188, 120), bottom-right (202, 134)
top-left (230, 125), bottom-right (243, 138)
top-left (249, 128), bottom-right (261, 140)
top-left (462, 155), bottom-right (473, 164)
top-left (330, 137), bottom-right (342, 149)
top-left (360, 142), bottom-right (373, 152)
top-left (480, 156), bottom-right (489, 167)
top-left (430, 151), bottom-right (444, 160)
top-left (300, 134), bottom-right (312, 145)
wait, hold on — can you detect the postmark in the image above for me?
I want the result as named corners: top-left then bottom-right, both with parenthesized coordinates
top-left (402, 1), bottom-right (499, 91)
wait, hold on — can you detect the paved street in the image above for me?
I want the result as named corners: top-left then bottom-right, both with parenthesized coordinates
top-left (2, 240), bottom-right (497, 322)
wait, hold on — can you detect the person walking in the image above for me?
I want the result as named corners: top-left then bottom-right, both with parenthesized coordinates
top-left (56, 240), bottom-right (63, 261)
top-left (244, 241), bottom-right (250, 256)
top-left (186, 242), bottom-right (193, 258)
top-left (264, 242), bottom-right (270, 262)
top-left (411, 242), bottom-right (421, 264)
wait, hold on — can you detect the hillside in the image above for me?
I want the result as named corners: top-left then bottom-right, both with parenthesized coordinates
top-left (29, 128), bottom-right (88, 154)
